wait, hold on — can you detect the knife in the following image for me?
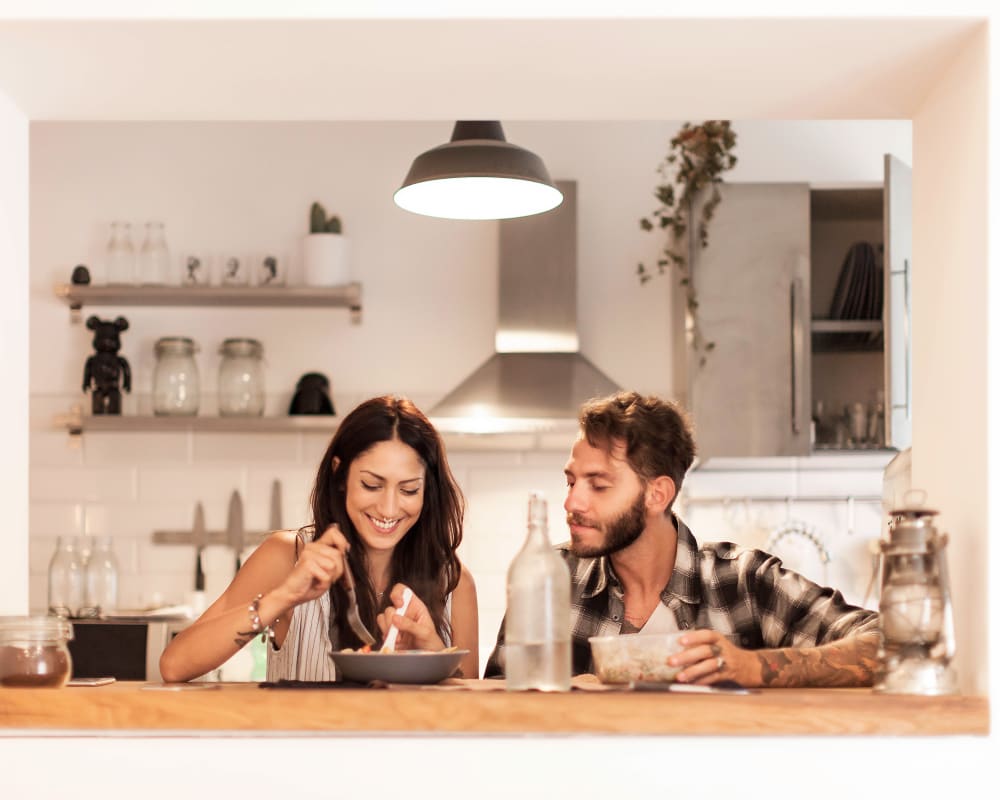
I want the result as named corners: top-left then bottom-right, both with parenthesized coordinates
top-left (269, 479), bottom-right (282, 532)
top-left (226, 490), bottom-right (245, 576)
top-left (191, 501), bottom-right (207, 592)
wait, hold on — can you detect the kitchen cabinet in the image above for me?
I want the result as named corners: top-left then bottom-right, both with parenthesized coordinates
top-left (681, 155), bottom-right (911, 459)
top-left (53, 282), bottom-right (361, 436)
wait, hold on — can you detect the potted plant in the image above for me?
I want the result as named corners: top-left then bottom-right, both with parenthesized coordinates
top-left (637, 120), bottom-right (738, 365)
top-left (302, 201), bottom-right (349, 286)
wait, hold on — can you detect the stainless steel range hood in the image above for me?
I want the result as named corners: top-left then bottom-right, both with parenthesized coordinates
top-left (430, 181), bottom-right (621, 433)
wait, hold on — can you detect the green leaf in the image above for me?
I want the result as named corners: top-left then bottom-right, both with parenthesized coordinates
top-left (639, 218), bottom-right (653, 232)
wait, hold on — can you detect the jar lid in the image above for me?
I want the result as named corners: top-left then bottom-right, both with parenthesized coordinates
top-left (155, 336), bottom-right (197, 355)
top-left (0, 615), bottom-right (73, 642)
top-left (220, 337), bottom-right (264, 357)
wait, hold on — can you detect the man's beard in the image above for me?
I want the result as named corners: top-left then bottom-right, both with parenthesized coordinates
top-left (568, 488), bottom-right (646, 558)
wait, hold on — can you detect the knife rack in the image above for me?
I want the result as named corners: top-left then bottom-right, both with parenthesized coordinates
top-left (152, 529), bottom-right (272, 546)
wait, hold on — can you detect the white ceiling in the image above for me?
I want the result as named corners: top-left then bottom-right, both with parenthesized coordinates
top-left (0, 17), bottom-right (983, 120)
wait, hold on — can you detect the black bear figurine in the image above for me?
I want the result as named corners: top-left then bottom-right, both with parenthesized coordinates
top-left (288, 372), bottom-right (335, 415)
top-left (83, 315), bottom-right (132, 415)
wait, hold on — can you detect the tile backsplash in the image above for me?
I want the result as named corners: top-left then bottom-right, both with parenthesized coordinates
top-left (30, 394), bottom-right (893, 674)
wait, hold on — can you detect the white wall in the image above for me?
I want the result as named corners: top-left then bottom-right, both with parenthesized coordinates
top-left (0, 87), bottom-right (28, 614)
top-left (912, 25), bottom-right (990, 695)
top-left (26, 121), bottom-right (908, 672)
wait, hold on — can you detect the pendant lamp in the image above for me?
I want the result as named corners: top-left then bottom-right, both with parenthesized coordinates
top-left (394, 121), bottom-right (563, 220)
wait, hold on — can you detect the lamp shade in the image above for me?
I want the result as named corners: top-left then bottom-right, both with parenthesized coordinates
top-left (394, 121), bottom-right (564, 220)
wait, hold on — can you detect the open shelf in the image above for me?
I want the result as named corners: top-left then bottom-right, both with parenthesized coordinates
top-left (54, 282), bottom-right (363, 322)
top-left (55, 408), bottom-right (340, 437)
top-left (811, 318), bottom-right (884, 353)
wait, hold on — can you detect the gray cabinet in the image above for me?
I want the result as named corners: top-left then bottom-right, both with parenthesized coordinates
top-left (679, 155), bottom-right (912, 459)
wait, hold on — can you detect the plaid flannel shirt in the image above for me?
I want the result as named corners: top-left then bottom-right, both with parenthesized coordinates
top-left (484, 516), bottom-right (879, 677)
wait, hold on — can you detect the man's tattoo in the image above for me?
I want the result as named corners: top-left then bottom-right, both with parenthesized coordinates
top-left (756, 632), bottom-right (880, 687)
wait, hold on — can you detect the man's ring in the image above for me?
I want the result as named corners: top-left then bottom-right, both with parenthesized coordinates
top-left (716, 655), bottom-right (725, 671)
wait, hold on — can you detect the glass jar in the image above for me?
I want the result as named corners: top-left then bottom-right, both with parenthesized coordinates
top-left (0, 616), bottom-right (74, 687)
top-left (47, 536), bottom-right (85, 618)
top-left (138, 221), bottom-right (172, 285)
top-left (153, 337), bottom-right (200, 416)
top-left (80, 537), bottom-right (120, 618)
top-left (218, 338), bottom-right (265, 416)
top-left (105, 221), bottom-right (136, 286)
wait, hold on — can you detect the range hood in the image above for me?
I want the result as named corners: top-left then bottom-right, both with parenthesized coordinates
top-left (430, 181), bottom-right (621, 433)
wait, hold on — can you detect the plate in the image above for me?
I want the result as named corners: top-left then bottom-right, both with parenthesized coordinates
top-left (328, 649), bottom-right (468, 684)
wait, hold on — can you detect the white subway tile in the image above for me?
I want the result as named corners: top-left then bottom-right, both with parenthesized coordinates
top-left (30, 430), bottom-right (85, 467)
top-left (31, 466), bottom-right (137, 503)
top-left (192, 432), bottom-right (299, 463)
top-left (447, 451), bottom-right (525, 470)
top-left (138, 541), bottom-right (198, 577)
top-left (83, 432), bottom-right (190, 464)
top-left (245, 469), bottom-right (315, 531)
top-left (683, 469), bottom-right (798, 499)
top-left (137, 466), bottom-right (245, 502)
top-left (301, 433), bottom-right (334, 469)
top-left (30, 503), bottom-right (86, 537)
top-left (442, 434), bottom-right (536, 452)
top-left (796, 469), bottom-right (883, 497)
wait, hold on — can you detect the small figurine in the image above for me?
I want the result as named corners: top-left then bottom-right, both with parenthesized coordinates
top-left (288, 372), bottom-right (335, 415)
top-left (71, 265), bottom-right (91, 285)
top-left (82, 315), bottom-right (131, 415)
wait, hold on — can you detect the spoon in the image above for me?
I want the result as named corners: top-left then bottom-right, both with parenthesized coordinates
top-left (380, 587), bottom-right (413, 653)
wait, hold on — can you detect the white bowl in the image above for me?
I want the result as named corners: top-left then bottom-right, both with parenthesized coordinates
top-left (588, 633), bottom-right (685, 684)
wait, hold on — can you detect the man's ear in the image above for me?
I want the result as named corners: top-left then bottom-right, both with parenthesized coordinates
top-left (645, 475), bottom-right (677, 514)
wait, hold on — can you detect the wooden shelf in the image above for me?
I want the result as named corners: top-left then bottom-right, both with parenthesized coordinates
top-left (54, 282), bottom-right (363, 322)
top-left (811, 319), bottom-right (884, 353)
top-left (810, 319), bottom-right (883, 334)
top-left (55, 408), bottom-right (340, 437)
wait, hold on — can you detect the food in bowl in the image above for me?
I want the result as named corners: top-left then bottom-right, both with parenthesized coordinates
top-left (588, 632), bottom-right (685, 684)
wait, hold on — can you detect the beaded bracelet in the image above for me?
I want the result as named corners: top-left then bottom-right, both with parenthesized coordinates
top-left (247, 593), bottom-right (277, 644)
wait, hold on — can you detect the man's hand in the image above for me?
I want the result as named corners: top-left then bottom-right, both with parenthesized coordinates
top-left (669, 629), bottom-right (757, 686)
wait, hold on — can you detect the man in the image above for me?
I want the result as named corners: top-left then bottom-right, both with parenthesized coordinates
top-left (485, 391), bottom-right (880, 687)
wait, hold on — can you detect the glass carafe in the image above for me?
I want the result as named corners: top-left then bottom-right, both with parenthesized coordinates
top-left (504, 492), bottom-right (571, 691)
top-left (138, 221), bottom-right (171, 285)
top-left (218, 338), bottom-right (265, 416)
top-left (105, 221), bottom-right (136, 286)
top-left (153, 337), bottom-right (200, 416)
top-left (47, 536), bottom-right (85, 618)
top-left (80, 537), bottom-right (119, 618)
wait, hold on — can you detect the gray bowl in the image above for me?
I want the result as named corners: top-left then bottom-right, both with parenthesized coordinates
top-left (328, 650), bottom-right (468, 684)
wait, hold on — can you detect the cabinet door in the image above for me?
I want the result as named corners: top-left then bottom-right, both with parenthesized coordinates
top-left (883, 154), bottom-right (913, 450)
top-left (687, 183), bottom-right (811, 458)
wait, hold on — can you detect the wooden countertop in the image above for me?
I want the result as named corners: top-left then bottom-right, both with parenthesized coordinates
top-left (0, 680), bottom-right (989, 735)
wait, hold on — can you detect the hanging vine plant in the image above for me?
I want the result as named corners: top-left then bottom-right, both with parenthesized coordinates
top-left (637, 120), bottom-right (738, 366)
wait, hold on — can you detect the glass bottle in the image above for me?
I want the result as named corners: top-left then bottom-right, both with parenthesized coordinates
top-left (218, 338), bottom-right (265, 416)
top-left (138, 221), bottom-right (172, 285)
top-left (80, 537), bottom-right (119, 618)
top-left (47, 536), bottom-right (85, 618)
top-left (105, 221), bottom-right (136, 286)
top-left (153, 337), bottom-right (200, 416)
top-left (504, 492), bottom-right (571, 692)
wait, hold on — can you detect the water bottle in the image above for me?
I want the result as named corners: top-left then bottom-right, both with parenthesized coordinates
top-left (504, 492), bottom-right (571, 691)
top-left (80, 536), bottom-right (119, 617)
top-left (47, 536), bottom-right (85, 618)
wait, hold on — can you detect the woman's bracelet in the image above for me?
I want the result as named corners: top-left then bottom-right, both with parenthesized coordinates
top-left (246, 593), bottom-right (277, 644)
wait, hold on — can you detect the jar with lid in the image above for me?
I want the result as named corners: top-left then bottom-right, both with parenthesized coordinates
top-left (47, 536), bottom-right (85, 618)
top-left (0, 616), bottom-right (74, 687)
top-left (153, 337), bottom-right (200, 416)
top-left (105, 221), bottom-right (136, 286)
top-left (218, 338), bottom-right (265, 416)
top-left (138, 221), bottom-right (172, 285)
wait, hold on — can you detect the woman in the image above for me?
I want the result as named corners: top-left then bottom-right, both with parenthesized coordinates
top-left (159, 395), bottom-right (478, 682)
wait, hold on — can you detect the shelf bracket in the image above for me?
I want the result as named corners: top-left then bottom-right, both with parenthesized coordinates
top-left (54, 404), bottom-right (84, 442)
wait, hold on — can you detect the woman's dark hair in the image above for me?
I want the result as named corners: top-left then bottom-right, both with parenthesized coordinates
top-left (578, 391), bottom-right (697, 512)
top-left (306, 395), bottom-right (464, 648)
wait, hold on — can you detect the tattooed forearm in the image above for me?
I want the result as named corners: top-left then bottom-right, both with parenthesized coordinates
top-left (755, 632), bottom-right (880, 688)
top-left (233, 629), bottom-right (256, 648)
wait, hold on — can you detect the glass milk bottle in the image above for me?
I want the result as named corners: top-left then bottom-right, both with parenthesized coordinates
top-left (80, 537), bottom-right (120, 617)
top-left (105, 221), bottom-right (136, 285)
top-left (505, 492), bottom-right (571, 691)
top-left (47, 536), bottom-right (85, 618)
top-left (138, 221), bottom-right (172, 285)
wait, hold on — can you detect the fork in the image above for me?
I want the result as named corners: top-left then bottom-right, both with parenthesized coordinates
top-left (340, 559), bottom-right (376, 647)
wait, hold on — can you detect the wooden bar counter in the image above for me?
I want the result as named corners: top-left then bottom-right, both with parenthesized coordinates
top-left (0, 681), bottom-right (989, 735)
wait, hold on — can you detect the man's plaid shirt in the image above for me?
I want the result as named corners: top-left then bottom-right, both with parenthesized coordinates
top-left (485, 516), bottom-right (879, 677)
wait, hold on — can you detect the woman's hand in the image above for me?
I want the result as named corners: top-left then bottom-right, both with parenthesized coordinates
top-left (275, 524), bottom-right (349, 608)
top-left (376, 583), bottom-right (446, 652)
top-left (668, 629), bottom-right (758, 687)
